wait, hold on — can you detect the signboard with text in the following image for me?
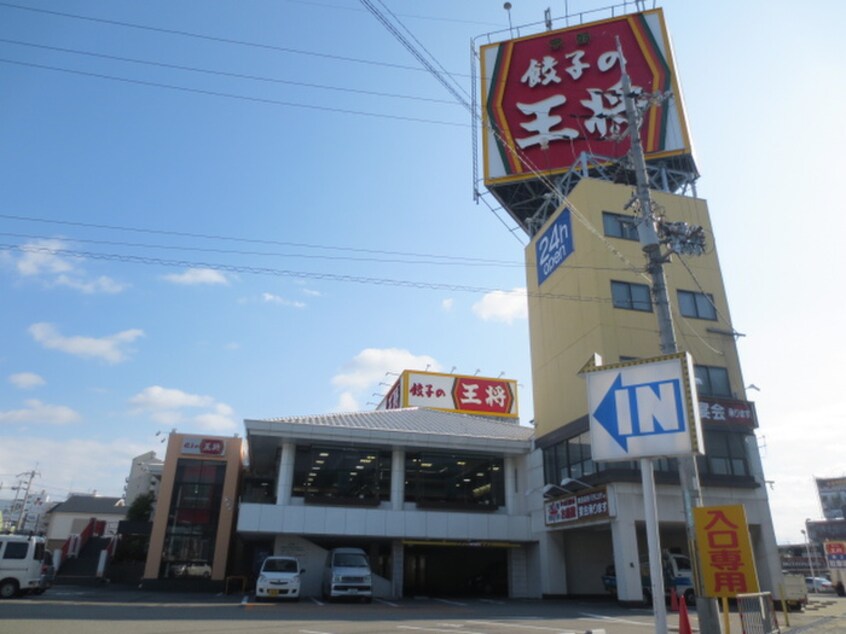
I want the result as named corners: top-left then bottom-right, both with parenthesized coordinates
top-left (480, 8), bottom-right (692, 186)
top-left (824, 541), bottom-right (846, 569)
top-left (181, 437), bottom-right (226, 456)
top-left (582, 352), bottom-right (703, 462)
top-left (377, 370), bottom-right (518, 419)
top-left (535, 207), bottom-right (574, 286)
top-left (694, 505), bottom-right (760, 598)
top-left (817, 477), bottom-right (846, 520)
top-left (544, 487), bottom-right (611, 526)
top-left (698, 396), bottom-right (757, 428)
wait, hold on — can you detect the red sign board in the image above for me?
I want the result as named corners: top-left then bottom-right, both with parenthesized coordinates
top-left (181, 437), bottom-right (226, 456)
top-left (698, 397), bottom-right (758, 428)
top-left (378, 370), bottom-right (519, 419)
top-left (544, 488), bottom-right (610, 526)
top-left (480, 9), bottom-right (690, 185)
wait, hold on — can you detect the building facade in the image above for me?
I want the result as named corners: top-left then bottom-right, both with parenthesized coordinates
top-left (142, 433), bottom-right (242, 584)
top-left (237, 408), bottom-right (535, 598)
top-left (523, 177), bottom-right (783, 601)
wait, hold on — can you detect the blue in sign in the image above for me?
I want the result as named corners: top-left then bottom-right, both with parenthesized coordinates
top-left (592, 373), bottom-right (686, 452)
top-left (536, 208), bottom-right (574, 286)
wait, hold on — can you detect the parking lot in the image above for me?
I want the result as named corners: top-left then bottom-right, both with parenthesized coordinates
top-left (1, 585), bottom-right (845, 634)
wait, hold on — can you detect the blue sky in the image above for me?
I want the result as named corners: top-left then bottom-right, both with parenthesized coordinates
top-left (0, 0), bottom-right (843, 545)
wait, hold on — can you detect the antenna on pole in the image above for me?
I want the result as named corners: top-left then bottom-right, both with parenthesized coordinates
top-left (504, 3), bottom-right (514, 38)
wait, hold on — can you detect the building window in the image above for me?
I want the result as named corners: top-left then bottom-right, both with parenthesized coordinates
top-left (702, 430), bottom-right (750, 477)
top-left (678, 290), bottom-right (717, 320)
top-left (602, 212), bottom-right (638, 241)
top-left (160, 459), bottom-right (226, 579)
top-left (292, 445), bottom-right (391, 505)
top-left (611, 281), bottom-right (652, 312)
top-left (543, 432), bottom-right (598, 484)
top-left (695, 365), bottom-right (732, 397)
top-left (405, 451), bottom-right (504, 510)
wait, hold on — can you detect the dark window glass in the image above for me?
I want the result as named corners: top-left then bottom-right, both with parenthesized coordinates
top-left (602, 212), bottom-right (638, 240)
top-left (611, 281), bottom-right (652, 312)
top-left (405, 451), bottom-right (504, 510)
top-left (695, 365), bottom-right (732, 397)
top-left (702, 430), bottom-right (750, 477)
top-left (160, 459), bottom-right (225, 579)
top-left (678, 290), bottom-right (717, 320)
top-left (292, 446), bottom-right (391, 503)
top-left (2, 542), bottom-right (28, 559)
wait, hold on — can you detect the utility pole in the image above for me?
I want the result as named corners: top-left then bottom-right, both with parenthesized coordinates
top-left (14, 469), bottom-right (39, 532)
top-left (617, 38), bottom-right (721, 634)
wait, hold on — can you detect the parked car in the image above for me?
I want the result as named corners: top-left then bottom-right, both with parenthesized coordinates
top-left (173, 562), bottom-right (212, 578)
top-left (322, 547), bottom-right (372, 602)
top-left (602, 552), bottom-right (695, 606)
top-left (255, 556), bottom-right (304, 601)
top-left (0, 534), bottom-right (50, 598)
top-left (805, 576), bottom-right (834, 593)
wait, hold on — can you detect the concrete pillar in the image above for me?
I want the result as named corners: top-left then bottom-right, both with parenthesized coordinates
top-left (504, 456), bottom-right (516, 514)
top-left (391, 448), bottom-right (405, 510)
top-left (276, 442), bottom-right (295, 506)
top-left (610, 515), bottom-right (643, 602)
top-left (391, 539), bottom-right (404, 598)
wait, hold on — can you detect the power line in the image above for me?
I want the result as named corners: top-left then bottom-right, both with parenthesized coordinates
top-left (0, 1), bottom-right (469, 76)
top-left (0, 242), bottom-right (616, 304)
top-left (0, 58), bottom-right (467, 127)
top-left (0, 37), bottom-right (459, 106)
top-left (0, 230), bottom-right (527, 269)
top-left (0, 213), bottom-right (519, 266)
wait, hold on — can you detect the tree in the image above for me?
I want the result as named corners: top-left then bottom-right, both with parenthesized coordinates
top-left (126, 492), bottom-right (155, 522)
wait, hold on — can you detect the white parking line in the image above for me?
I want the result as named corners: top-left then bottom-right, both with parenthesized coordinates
top-left (376, 597), bottom-right (400, 607)
top-left (580, 611), bottom-right (654, 626)
top-left (468, 619), bottom-right (577, 633)
top-left (309, 596), bottom-right (325, 606)
top-left (433, 598), bottom-right (467, 607)
top-left (397, 626), bottom-right (487, 634)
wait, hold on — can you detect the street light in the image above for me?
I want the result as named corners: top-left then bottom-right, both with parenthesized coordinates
top-left (801, 528), bottom-right (817, 585)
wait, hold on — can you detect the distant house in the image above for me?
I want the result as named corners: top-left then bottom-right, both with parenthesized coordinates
top-left (44, 495), bottom-right (126, 551)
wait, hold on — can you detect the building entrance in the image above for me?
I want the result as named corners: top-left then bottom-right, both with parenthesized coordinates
top-left (403, 544), bottom-right (508, 597)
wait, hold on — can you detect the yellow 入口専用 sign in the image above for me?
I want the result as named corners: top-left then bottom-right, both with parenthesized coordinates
top-left (694, 504), bottom-right (760, 598)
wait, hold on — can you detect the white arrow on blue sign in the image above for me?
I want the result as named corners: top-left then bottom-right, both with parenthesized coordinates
top-left (583, 353), bottom-right (703, 462)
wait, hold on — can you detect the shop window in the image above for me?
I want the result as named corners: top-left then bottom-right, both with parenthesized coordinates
top-left (292, 445), bottom-right (391, 505)
top-left (405, 451), bottom-right (504, 510)
top-left (602, 212), bottom-right (638, 241)
top-left (678, 290), bottom-right (717, 320)
top-left (611, 281), bottom-right (652, 312)
top-left (542, 431), bottom-right (599, 484)
top-left (694, 365), bottom-right (732, 397)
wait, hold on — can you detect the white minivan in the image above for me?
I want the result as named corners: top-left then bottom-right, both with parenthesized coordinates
top-left (0, 535), bottom-right (50, 598)
top-left (322, 547), bottom-right (373, 602)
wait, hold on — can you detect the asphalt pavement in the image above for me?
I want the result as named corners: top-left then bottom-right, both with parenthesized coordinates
top-left (1, 585), bottom-right (844, 634)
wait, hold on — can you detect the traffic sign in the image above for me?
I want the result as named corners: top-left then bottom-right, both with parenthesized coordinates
top-left (582, 353), bottom-right (703, 462)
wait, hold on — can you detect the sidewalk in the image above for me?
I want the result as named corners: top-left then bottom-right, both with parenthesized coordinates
top-left (780, 595), bottom-right (846, 633)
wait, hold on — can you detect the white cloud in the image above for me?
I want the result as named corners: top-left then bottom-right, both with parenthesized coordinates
top-left (29, 322), bottom-right (144, 364)
top-left (55, 274), bottom-right (126, 294)
top-left (472, 288), bottom-right (528, 325)
top-left (331, 348), bottom-right (439, 412)
top-left (15, 239), bottom-right (73, 276)
top-left (128, 386), bottom-right (238, 433)
top-left (302, 288), bottom-right (321, 297)
top-left (129, 386), bottom-right (215, 410)
top-left (0, 436), bottom-right (152, 499)
top-left (262, 292), bottom-right (306, 309)
top-left (334, 391), bottom-right (359, 412)
top-left (9, 372), bottom-right (45, 389)
top-left (441, 298), bottom-right (454, 312)
top-left (162, 268), bottom-right (229, 286)
top-left (12, 238), bottom-right (125, 294)
top-left (0, 399), bottom-right (80, 425)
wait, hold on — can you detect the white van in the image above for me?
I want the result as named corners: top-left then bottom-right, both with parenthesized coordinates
top-left (0, 534), bottom-right (50, 598)
top-left (321, 547), bottom-right (373, 602)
